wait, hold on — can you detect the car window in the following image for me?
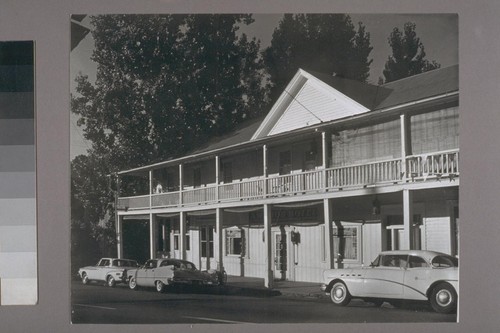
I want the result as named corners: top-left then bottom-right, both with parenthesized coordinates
top-left (408, 255), bottom-right (428, 268)
top-left (431, 255), bottom-right (458, 268)
top-left (145, 260), bottom-right (157, 269)
top-left (99, 259), bottom-right (110, 266)
top-left (380, 255), bottom-right (408, 268)
top-left (159, 260), bottom-right (172, 267)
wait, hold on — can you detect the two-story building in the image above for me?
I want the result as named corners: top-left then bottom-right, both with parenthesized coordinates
top-left (115, 65), bottom-right (459, 287)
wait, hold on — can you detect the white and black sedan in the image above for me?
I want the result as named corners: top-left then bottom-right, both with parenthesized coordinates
top-left (78, 258), bottom-right (140, 287)
top-left (127, 258), bottom-right (226, 293)
top-left (320, 250), bottom-right (458, 313)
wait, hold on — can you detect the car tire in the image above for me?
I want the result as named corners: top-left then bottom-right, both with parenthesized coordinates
top-left (330, 281), bottom-right (351, 306)
top-left (129, 277), bottom-right (138, 290)
top-left (107, 275), bottom-right (116, 288)
top-left (430, 283), bottom-right (457, 314)
top-left (156, 280), bottom-right (165, 293)
top-left (81, 273), bottom-right (89, 285)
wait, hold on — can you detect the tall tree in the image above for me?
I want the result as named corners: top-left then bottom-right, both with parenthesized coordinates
top-left (72, 14), bottom-right (269, 169)
top-left (382, 22), bottom-right (440, 83)
top-left (71, 14), bottom-right (269, 259)
top-left (263, 14), bottom-right (373, 102)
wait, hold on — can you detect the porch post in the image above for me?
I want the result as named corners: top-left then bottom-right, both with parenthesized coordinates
top-left (402, 189), bottom-right (414, 250)
top-left (215, 208), bottom-right (224, 272)
top-left (179, 163), bottom-right (183, 205)
top-left (215, 155), bottom-right (220, 202)
top-left (263, 144), bottom-right (268, 197)
top-left (322, 131), bottom-right (331, 190)
top-left (116, 215), bottom-right (123, 258)
top-left (149, 213), bottom-right (157, 259)
top-left (179, 212), bottom-right (186, 260)
top-left (400, 114), bottom-right (411, 182)
top-left (263, 204), bottom-right (273, 288)
top-left (149, 170), bottom-right (153, 207)
top-left (323, 198), bottom-right (334, 268)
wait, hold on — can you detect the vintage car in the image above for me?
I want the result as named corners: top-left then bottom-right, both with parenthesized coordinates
top-left (127, 258), bottom-right (226, 293)
top-left (320, 250), bottom-right (458, 313)
top-left (78, 258), bottom-right (140, 287)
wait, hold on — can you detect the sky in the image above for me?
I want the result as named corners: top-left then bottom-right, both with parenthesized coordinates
top-left (70, 14), bottom-right (458, 159)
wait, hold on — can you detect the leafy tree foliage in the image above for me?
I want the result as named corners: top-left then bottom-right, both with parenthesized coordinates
top-left (71, 14), bottom-right (269, 261)
top-left (382, 22), bottom-right (440, 83)
top-left (263, 14), bottom-right (373, 102)
top-left (72, 14), bottom-right (269, 169)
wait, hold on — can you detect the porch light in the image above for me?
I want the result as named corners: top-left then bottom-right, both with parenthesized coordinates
top-left (372, 197), bottom-right (380, 215)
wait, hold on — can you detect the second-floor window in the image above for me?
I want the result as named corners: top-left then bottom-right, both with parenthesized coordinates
top-left (193, 167), bottom-right (201, 187)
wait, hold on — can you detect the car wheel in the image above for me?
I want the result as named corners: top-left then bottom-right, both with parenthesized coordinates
top-left (330, 281), bottom-right (351, 306)
top-left (81, 273), bottom-right (89, 285)
top-left (106, 276), bottom-right (116, 287)
top-left (129, 277), bottom-right (138, 290)
top-left (156, 280), bottom-right (165, 293)
top-left (430, 283), bottom-right (457, 314)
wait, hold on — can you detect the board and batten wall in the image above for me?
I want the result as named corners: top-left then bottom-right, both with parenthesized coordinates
top-left (0, 41), bottom-right (37, 305)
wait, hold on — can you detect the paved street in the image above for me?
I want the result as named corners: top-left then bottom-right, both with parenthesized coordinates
top-left (71, 280), bottom-right (457, 324)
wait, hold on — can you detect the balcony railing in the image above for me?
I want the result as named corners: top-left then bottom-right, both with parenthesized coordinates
top-left (119, 149), bottom-right (459, 210)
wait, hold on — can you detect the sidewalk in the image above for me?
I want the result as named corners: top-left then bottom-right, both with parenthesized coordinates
top-left (225, 275), bottom-right (326, 299)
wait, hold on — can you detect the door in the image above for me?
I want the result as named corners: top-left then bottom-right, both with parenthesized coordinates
top-left (273, 229), bottom-right (287, 280)
top-left (362, 254), bottom-right (406, 297)
top-left (200, 226), bottom-right (214, 270)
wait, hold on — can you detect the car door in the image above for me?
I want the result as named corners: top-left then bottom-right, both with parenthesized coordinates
top-left (402, 255), bottom-right (431, 300)
top-left (362, 254), bottom-right (407, 298)
top-left (136, 260), bottom-right (157, 287)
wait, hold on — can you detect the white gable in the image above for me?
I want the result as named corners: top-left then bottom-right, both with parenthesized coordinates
top-left (252, 69), bottom-right (371, 139)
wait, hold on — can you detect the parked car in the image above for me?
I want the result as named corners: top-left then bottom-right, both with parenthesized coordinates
top-left (78, 258), bottom-right (140, 287)
top-left (127, 258), bottom-right (226, 293)
top-left (320, 250), bottom-right (458, 313)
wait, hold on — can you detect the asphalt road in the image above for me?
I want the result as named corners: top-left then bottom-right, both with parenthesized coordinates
top-left (71, 280), bottom-right (457, 324)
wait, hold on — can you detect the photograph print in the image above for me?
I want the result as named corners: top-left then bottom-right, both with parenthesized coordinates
top-left (70, 13), bottom-right (459, 324)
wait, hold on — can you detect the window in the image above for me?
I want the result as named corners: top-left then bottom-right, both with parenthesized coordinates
top-left (193, 167), bottom-right (202, 187)
top-left (408, 255), bottom-right (428, 268)
top-left (380, 254), bottom-right (408, 268)
top-left (226, 228), bottom-right (244, 256)
top-left (332, 225), bottom-right (360, 261)
top-left (222, 161), bottom-right (233, 183)
top-left (173, 233), bottom-right (189, 251)
top-left (279, 150), bottom-right (292, 175)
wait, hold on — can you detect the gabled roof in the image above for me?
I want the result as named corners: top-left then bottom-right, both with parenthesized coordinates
top-left (120, 65), bottom-right (458, 174)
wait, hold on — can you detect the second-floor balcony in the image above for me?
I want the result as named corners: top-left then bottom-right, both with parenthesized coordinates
top-left (118, 149), bottom-right (459, 211)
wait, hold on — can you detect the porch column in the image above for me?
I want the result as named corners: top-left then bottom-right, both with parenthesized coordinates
top-left (179, 164), bottom-right (183, 205)
top-left (179, 212), bottom-right (186, 260)
top-left (116, 215), bottom-right (123, 258)
top-left (263, 144), bottom-right (268, 197)
top-left (215, 155), bottom-right (220, 202)
top-left (263, 204), bottom-right (273, 288)
top-left (149, 213), bottom-right (157, 259)
top-left (323, 198), bottom-right (334, 268)
top-left (149, 169), bottom-right (153, 207)
top-left (322, 131), bottom-right (331, 190)
top-left (400, 114), bottom-right (411, 182)
top-left (402, 189), bottom-right (414, 250)
top-left (215, 208), bottom-right (224, 272)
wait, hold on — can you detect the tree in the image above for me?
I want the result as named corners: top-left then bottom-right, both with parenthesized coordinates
top-left (263, 14), bottom-right (373, 102)
top-left (382, 22), bottom-right (440, 83)
top-left (71, 14), bottom-right (269, 260)
top-left (72, 14), bottom-right (269, 169)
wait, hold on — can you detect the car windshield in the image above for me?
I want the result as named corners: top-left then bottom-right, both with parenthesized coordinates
top-left (113, 259), bottom-right (138, 267)
top-left (431, 255), bottom-right (458, 268)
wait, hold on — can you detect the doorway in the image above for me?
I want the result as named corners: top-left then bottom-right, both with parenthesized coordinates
top-left (200, 226), bottom-right (214, 270)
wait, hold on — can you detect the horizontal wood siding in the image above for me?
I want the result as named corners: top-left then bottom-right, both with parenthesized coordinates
top-left (424, 217), bottom-right (451, 254)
